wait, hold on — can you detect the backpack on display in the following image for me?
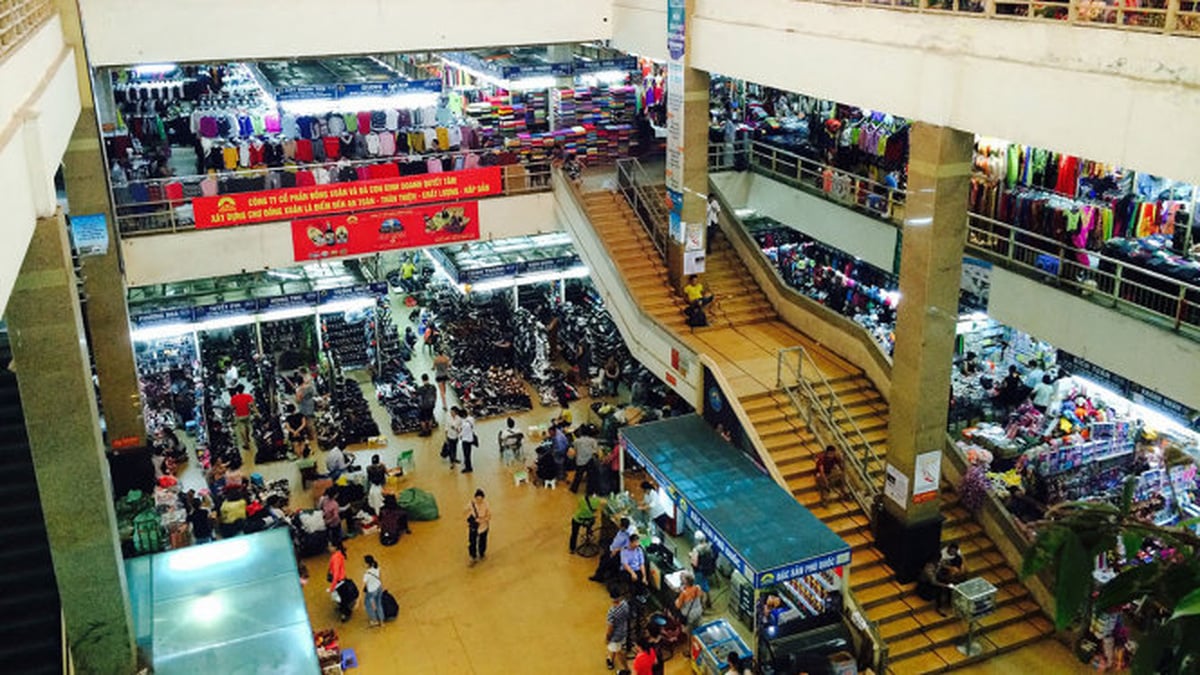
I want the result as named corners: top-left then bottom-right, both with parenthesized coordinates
top-left (381, 590), bottom-right (399, 620)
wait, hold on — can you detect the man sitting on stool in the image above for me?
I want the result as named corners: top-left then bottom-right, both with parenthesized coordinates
top-left (621, 534), bottom-right (648, 589)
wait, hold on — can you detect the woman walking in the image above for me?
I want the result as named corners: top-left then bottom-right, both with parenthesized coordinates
top-left (466, 489), bottom-right (492, 565)
top-left (432, 350), bottom-right (451, 410)
top-left (362, 555), bottom-right (384, 628)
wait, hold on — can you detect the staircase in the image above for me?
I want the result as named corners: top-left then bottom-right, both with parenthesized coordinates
top-left (0, 333), bottom-right (64, 673)
top-left (575, 185), bottom-right (1052, 673)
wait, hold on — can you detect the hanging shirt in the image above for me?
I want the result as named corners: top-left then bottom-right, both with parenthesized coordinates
top-left (378, 132), bottom-right (396, 156)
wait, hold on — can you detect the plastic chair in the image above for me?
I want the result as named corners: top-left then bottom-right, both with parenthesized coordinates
top-left (512, 469), bottom-right (529, 487)
top-left (398, 449), bottom-right (415, 473)
top-left (341, 648), bottom-right (358, 670)
top-left (543, 478), bottom-right (557, 490)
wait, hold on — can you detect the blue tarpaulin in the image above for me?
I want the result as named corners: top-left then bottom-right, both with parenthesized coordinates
top-left (621, 415), bottom-right (850, 588)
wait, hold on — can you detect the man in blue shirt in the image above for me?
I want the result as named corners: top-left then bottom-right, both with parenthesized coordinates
top-left (590, 517), bottom-right (634, 583)
top-left (620, 534), bottom-right (647, 587)
top-left (551, 422), bottom-right (571, 480)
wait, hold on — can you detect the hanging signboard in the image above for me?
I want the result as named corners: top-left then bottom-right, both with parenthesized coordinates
top-left (193, 167), bottom-right (502, 229)
top-left (69, 213), bottom-right (110, 257)
top-left (292, 202), bottom-right (480, 262)
top-left (912, 450), bottom-right (941, 504)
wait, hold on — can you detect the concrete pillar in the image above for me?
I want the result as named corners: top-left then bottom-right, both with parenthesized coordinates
top-left (6, 211), bottom-right (136, 675)
top-left (64, 109), bottom-right (144, 444)
top-left (665, 0), bottom-right (709, 289)
top-left (877, 122), bottom-right (973, 580)
top-left (547, 44), bottom-right (574, 131)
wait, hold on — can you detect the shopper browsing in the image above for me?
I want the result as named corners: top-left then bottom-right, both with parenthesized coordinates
top-left (433, 351), bottom-right (452, 410)
top-left (674, 571), bottom-right (705, 634)
top-left (294, 368), bottom-right (321, 447)
top-left (602, 356), bottom-right (621, 397)
top-left (551, 422), bottom-right (571, 480)
top-left (632, 636), bottom-right (657, 675)
top-left (229, 384), bottom-right (256, 454)
top-left (223, 359), bottom-right (240, 396)
top-left (459, 408), bottom-right (477, 474)
top-left (690, 532), bottom-right (717, 607)
top-left (319, 486), bottom-right (343, 546)
top-left (416, 374), bottom-right (438, 437)
top-left (362, 555), bottom-right (384, 628)
top-left (283, 404), bottom-right (308, 458)
top-left (466, 489), bottom-right (491, 565)
top-left (1031, 374), bottom-right (1054, 413)
top-left (442, 407), bottom-right (462, 466)
top-left (570, 426), bottom-right (599, 493)
top-left (327, 541), bottom-right (347, 593)
top-left (605, 585), bottom-right (631, 673)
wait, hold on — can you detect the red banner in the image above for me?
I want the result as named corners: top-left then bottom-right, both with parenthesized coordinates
top-left (193, 167), bottom-right (502, 229)
top-left (291, 202), bottom-right (480, 262)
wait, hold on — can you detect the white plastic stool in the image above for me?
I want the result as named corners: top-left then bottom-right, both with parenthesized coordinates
top-left (512, 470), bottom-right (529, 487)
top-left (543, 478), bottom-right (557, 490)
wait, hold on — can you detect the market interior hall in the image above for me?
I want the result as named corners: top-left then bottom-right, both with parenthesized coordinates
top-left (3, 2), bottom-right (1200, 675)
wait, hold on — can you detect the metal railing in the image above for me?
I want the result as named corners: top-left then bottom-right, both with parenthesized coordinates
top-left (709, 139), bottom-right (905, 223)
top-left (0, 0), bottom-right (53, 57)
top-left (614, 157), bottom-right (671, 259)
top-left (812, 0), bottom-right (1200, 36)
top-left (112, 150), bottom-right (554, 236)
top-left (776, 346), bottom-right (883, 519)
top-left (966, 212), bottom-right (1200, 334)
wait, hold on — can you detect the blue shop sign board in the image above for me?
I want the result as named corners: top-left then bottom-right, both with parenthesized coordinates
top-left (276, 79), bottom-right (442, 101)
top-left (621, 415), bottom-right (850, 590)
top-left (130, 307), bottom-right (196, 328)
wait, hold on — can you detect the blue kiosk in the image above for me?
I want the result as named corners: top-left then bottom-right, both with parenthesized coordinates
top-left (620, 415), bottom-right (856, 672)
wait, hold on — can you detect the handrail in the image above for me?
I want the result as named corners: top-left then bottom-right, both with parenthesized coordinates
top-left (614, 157), bottom-right (670, 260)
top-left (112, 154), bottom-right (553, 236)
top-left (709, 139), bottom-right (906, 224)
top-left (552, 169), bottom-right (700, 396)
top-left (966, 212), bottom-right (1200, 334)
top-left (0, 0), bottom-right (54, 60)
top-left (776, 346), bottom-right (883, 518)
top-left (709, 180), bottom-right (896, 381)
top-left (804, 0), bottom-right (1199, 37)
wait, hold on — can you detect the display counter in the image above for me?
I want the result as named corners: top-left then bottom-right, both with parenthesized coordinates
top-left (620, 415), bottom-right (855, 669)
top-left (691, 619), bottom-right (753, 675)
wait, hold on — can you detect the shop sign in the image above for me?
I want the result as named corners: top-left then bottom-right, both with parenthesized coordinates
top-left (130, 307), bottom-right (196, 327)
top-left (292, 201), bottom-right (480, 263)
top-left (193, 167), bottom-right (502, 229)
top-left (194, 299), bottom-right (260, 321)
top-left (455, 255), bottom-right (581, 284)
top-left (500, 63), bottom-right (574, 79)
top-left (259, 292), bottom-right (320, 311)
top-left (912, 450), bottom-right (941, 504)
top-left (683, 250), bottom-right (706, 275)
top-left (69, 213), bottom-right (110, 257)
top-left (1057, 350), bottom-right (1196, 424)
top-left (575, 57), bottom-right (639, 74)
top-left (318, 284), bottom-right (382, 305)
top-left (883, 463), bottom-right (909, 509)
top-left (340, 79), bottom-right (442, 97)
top-left (756, 550), bottom-right (851, 587)
top-left (682, 504), bottom-right (749, 578)
top-left (664, 63), bottom-right (685, 195)
top-left (275, 84), bottom-right (339, 101)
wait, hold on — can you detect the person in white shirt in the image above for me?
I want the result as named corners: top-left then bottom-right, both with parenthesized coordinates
top-left (459, 408), bottom-right (477, 474)
top-left (362, 555), bottom-right (384, 627)
top-left (223, 361), bottom-right (239, 395)
top-left (1030, 374), bottom-right (1054, 413)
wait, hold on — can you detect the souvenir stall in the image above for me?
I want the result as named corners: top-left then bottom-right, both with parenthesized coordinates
top-left (620, 416), bottom-right (860, 673)
top-left (951, 319), bottom-right (1200, 526)
top-left (125, 530), bottom-right (321, 674)
top-left (747, 216), bottom-right (900, 354)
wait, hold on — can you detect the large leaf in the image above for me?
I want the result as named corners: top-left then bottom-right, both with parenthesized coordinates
top-left (1023, 526), bottom-right (1068, 578)
top-left (1095, 562), bottom-right (1158, 611)
top-left (1170, 587), bottom-right (1200, 621)
top-left (1131, 624), bottom-right (1173, 675)
top-left (1055, 531), bottom-right (1091, 630)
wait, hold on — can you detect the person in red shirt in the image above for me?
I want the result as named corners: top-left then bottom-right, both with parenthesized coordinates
top-left (631, 636), bottom-right (656, 675)
top-left (229, 384), bottom-right (256, 454)
top-left (815, 445), bottom-right (847, 505)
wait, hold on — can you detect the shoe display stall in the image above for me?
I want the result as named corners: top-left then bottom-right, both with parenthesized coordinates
top-left (619, 415), bottom-right (862, 674)
top-left (124, 529), bottom-right (320, 674)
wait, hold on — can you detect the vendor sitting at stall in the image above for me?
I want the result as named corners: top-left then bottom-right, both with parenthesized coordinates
top-left (621, 533), bottom-right (648, 588)
top-left (591, 517), bottom-right (637, 583)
